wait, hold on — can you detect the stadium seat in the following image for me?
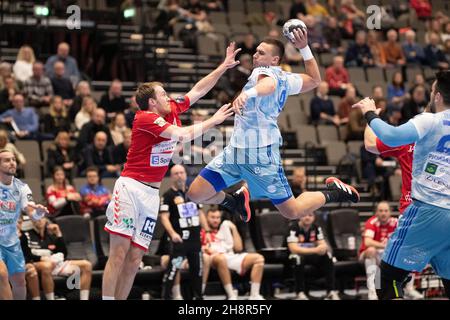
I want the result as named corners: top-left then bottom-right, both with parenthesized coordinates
top-left (347, 141), bottom-right (363, 157)
top-left (15, 139), bottom-right (42, 161)
top-left (317, 124), bottom-right (339, 144)
top-left (338, 125), bottom-right (348, 141)
top-left (389, 174), bottom-right (402, 202)
top-left (246, 0), bottom-right (264, 13)
top-left (296, 125), bottom-right (318, 147)
top-left (348, 67), bottom-right (366, 84)
top-left (327, 209), bottom-right (361, 261)
top-left (101, 178), bottom-right (117, 193)
top-left (22, 178), bottom-right (44, 203)
top-left (23, 160), bottom-right (43, 180)
top-left (366, 67), bottom-right (384, 83)
top-left (93, 215), bottom-right (109, 269)
top-left (325, 141), bottom-right (347, 166)
top-left (258, 211), bottom-right (289, 250)
top-left (72, 177), bottom-right (87, 190)
top-left (228, 0), bottom-right (246, 12)
top-left (209, 12), bottom-right (228, 25)
top-left (384, 67), bottom-right (402, 83)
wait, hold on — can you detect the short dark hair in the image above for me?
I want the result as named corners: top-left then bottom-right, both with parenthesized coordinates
top-left (262, 38), bottom-right (285, 65)
top-left (86, 166), bottom-right (99, 175)
top-left (135, 82), bottom-right (163, 111)
top-left (207, 206), bottom-right (221, 215)
top-left (435, 70), bottom-right (450, 105)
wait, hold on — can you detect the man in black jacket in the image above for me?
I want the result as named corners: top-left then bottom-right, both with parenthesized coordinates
top-left (78, 108), bottom-right (113, 149)
top-left (80, 131), bottom-right (120, 177)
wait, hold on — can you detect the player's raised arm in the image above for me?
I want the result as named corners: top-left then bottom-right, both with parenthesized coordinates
top-left (185, 42), bottom-right (241, 106)
top-left (160, 103), bottom-right (234, 142)
top-left (290, 28), bottom-right (321, 93)
top-left (364, 125), bottom-right (380, 155)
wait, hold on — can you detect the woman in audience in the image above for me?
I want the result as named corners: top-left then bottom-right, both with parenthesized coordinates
top-left (0, 129), bottom-right (26, 167)
top-left (46, 131), bottom-right (77, 179)
top-left (109, 113), bottom-right (129, 145)
top-left (75, 96), bottom-right (97, 131)
top-left (42, 96), bottom-right (72, 138)
top-left (367, 30), bottom-right (386, 67)
top-left (70, 81), bottom-right (93, 121)
top-left (387, 71), bottom-right (409, 107)
top-left (45, 166), bottom-right (81, 218)
top-left (0, 75), bottom-right (20, 113)
top-left (13, 45), bottom-right (35, 83)
top-left (337, 85), bottom-right (357, 125)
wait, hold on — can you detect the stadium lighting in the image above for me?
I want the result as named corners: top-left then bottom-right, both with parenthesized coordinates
top-left (34, 5), bottom-right (49, 17)
top-left (123, 7), bottom-right (136, 19)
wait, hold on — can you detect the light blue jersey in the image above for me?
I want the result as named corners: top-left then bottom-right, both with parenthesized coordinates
top-left (0, 177), bottom-right (32, 247)
top-left (409, 110), bottom-right (450, 209)
top-left (229, 66), bottom-right (302, 148)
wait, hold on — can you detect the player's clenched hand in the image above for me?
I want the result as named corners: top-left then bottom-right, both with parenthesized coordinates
top-left (291, 28), bottom-right (308, 49)
top-left (221, 42), bottom-right (241, 69)
top-left (211, 103), bottom-right (234, 125)
top-left (232, 91), bottom-right (248, 115)
top-left (352, 97), bottom-right (376, 115)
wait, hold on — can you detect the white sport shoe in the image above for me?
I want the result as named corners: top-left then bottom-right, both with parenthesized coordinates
top-left (404, 288), bottom-right (424, 300)
top-left (173, 295), bottom-right (183, 300)
top-left (368, 289), bottom-right (378, 300)
top-left (228, 295), bottom-right (238, 300)
top-left (324, 291), bottom-right (340, 300)
top-left (295, 292), bottom-right (309, 300)
top-left (249, 294), bottom-right (265, 300)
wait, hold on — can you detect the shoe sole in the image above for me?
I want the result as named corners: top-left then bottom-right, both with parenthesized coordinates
top-left (325, 177), bottom-right (360, 203)
top-left (241, 187), bottom-right (251, 223)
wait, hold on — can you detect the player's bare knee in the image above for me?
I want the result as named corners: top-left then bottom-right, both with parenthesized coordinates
top-left (80, 260), bottom-right (93, 273)
top-left (11, 274), bottom-right (26, 287)
top-left (365, 247), bottom-right (377, 258)
top-left (255, 254), bottom-right (265, 266)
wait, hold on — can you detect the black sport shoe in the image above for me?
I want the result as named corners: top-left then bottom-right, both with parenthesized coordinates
top-left (233, 186), bottom-right (251, 223)
top-left (325, 177), bottom-right (360, 203)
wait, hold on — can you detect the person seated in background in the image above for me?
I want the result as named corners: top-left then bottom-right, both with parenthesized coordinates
top-left (325, 56), bottom-right (351, 97)
top-left (401, 85), bottom-right (427, 123)
top-left (50, 61), bottom-right (75, 108)
top-left (387, 71), bottom-right (409, 107)
top-left (237, 33), bottom-right (257, 59)
top-left (289, 0), bottom-right (307, 19)
top-left (112, 129), bottom-right (131, 167)
top-left (78, 108), bottom-right (113, 149)
top-left (125, 95), bottom-right (138, 128)
top-left (0, 93), bottom-right (39, 140)
top-left (345, 30), bottom-right (374, 67)
top-left (0, 76), bottom-right (19, 115)
top-left (229, 54), bottom-right (253, 92)
top-left (99, 79), bottom-right (128, 119)
top-left (19, 216), bottom-right (92, 300)
top-left (310, 81), bottom-right (340, 125)
top-left (70, 81), bottom-right (93, 121)
top-left (13, 45), bottom-right (35, 83)
top-left (22, 61), bottom-right (53, 109)
top-left (382, 29), bottom-right (406, 67)
top-left (79, 166), bottom-right (111, 219)
top-left (286, 212), bottom-right (339, 300)
top-left (79, 131), bottom-right (119, 178)
top-left (46, 166), bottom-right (81, 218)
top-left (402, 30), bottom-right (425, 65)
top-left (367, 30), bottom-right (386, 68)
top-left (44, 42), bottom-right (80, 86)
top-left (42, 96), bottom-right (71, 139)
top-left (0, 129), bottom-right (26, 167)
top-left (424, 32), bottom-right (449, 70)
top-left (305, 0), bottom-right (329, 21)
top-left (289, 167), bottom-right (307, 197)
top-left (346, 107), bottom-right (365, 141)
top-left (201, 208), bottom-right (265, 300)
top-left (322, 16), bottom-right (344, 55)
top-left (46, 131), bottom-right (77, 179)
top-left (75, 96), bottom-right (97, 132)
top-left (303, 15), bottom-right (330, 53)
top-left (337, 84), bottom-right (357, 125)
top-left (109, 113), bottom-right (129, 146)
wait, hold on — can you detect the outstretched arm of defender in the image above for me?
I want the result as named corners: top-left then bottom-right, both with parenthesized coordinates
top-left (160, 103), bottom-right (234, 142)
top-left (186, 42), bottom-right (241, 105)
top-left (290, 28), bottom-right (321, 93)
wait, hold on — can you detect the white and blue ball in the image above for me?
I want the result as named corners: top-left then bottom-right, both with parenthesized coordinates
top-left (282, 19), bottom-right (307, 42)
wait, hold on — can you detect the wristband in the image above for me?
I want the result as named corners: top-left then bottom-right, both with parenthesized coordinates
top-left (364, 111), bottom-right (380, 125)
top-left (244, 87), bottom-right (258, 98)
top-left (299, 45), bottom-right (314, 61)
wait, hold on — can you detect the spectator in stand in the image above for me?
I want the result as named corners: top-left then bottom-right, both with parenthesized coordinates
top-left (337, 85), bottom-right (357, 125)
top-left (50, 61), bottom-right (75, 108)
top-left (372, 85), bottom-right (385, 100)
top-left (290, 0), bottom-right (307, 19)
top-left (78, 108), bottom-right (113, 148)
top-left (345, 30), bottom-right (374, 67)
top-left (305, 0), bottom-right (329, 21)
top-left (0, 76), bottom-right (19, 113)
top-left (375, 98), bottom-right (389, 121)
top-left (13, 45), bottom-right (35, 83)
top-left (346, 107), bottom-right (365, 141)
top-left (20, 216), bottom-right (92, 300)
top-left (303, 15), bottom-right (330, 53)
top-left (367, 30), bottom-right (386, 67)
top-left (99, 79), bottom-right (128, 119)
top-left (0, 129), bottom-right (26, 166)
top-left (153, 0), bottom-right (184, 37)
top-left (79, 166), bottom-right (111, 218)
top-left (401, 85), bottom-right (427, 122)
top-left (408, 73), bottom-right (429, 100)
top-left (445, 38), bottom-right (450, 64)
top-left (75, 96), bottom-right (97, 132)
top-left (339, 0), bottom-right (365, 38)
top-left (46, 166), bottom-right (81, 218)
top-left (0, 62), bottom-right (12, 91)
top-left (229, 54), bottom-right (253, 91)
top-left (46, 131), bottom-right (78, 179)
top-left (22, 61), bottom-right (53, 109)
top-left (443, 22), bottom-right (450, 43)
top-left (45, 42), bottom-right (80, 86)
top-left (70, 81), bottom-right (93, 121)
top-left (425, 19), bottom-right (444, 44)
top-left (201, 208), bottom-right (265, 300)
top-left (0, 93), bottom-right (39, 140)
top-left (424, 32), bottom-right (449, 70)
top-left (290, 167), bottom-right (307, 197)
top-left (286, 212), bottom-right (340, 300)
top-left (42, 96), bottom-right (72, 138)
top-left (310, 81), bottom-right (339, 125)
top-left (410, 0), bottom-right (432, 21)
top-left (325, 56), bottom-right (351, 97)
top-left (112, 129), bottom-right (131, 167)
top-left (387, 71), bottom-right (409, 107)
top-left (125, 95), bottom-right (138, 128)
top-left (402, 30), bottom-right (425, 65)
top-left (237, 33), bottom-right (257, 59)
top-left (79, 131), bottom-right (119, 178)
top-left (382, 29), bottom-right (406, 67)
top-left (323, 17), bottom-right (344, 55)
top-left (109, 113), bottom-right (129, 146)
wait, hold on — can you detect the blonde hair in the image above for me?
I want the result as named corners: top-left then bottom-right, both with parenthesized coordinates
top-left (16, 45), bottom-right (36, 64)
top-left (0, 130), bottom-right (9, 147)
top-left (81, 96), bottom-right (97, 113)
top-left (49, 96), bottom-right (67, 117)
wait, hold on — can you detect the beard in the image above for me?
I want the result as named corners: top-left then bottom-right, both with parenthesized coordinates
top-left (427, 99), bottom-right (436, 113)
top-left (0, 168), bottom-right (16, 176)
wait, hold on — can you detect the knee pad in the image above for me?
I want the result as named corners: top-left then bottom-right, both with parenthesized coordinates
top-left (376, 261), bottom-right (410, 300)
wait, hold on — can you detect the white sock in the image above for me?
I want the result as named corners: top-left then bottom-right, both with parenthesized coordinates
top-left (224, 284), bottom-right (235, 298)
top-left (32, 296), bottom-right (41, 300)
top-left (202, 283), bottom-right (206, 294)
top-left (172, 284), bottom-right (181, 298)
top-left (80, 290), bottom-right (90, 300)
top-left (250, 282), bottom-right (261, 297)
top-left (45, 292), bottom-right (55, 300)
top-left (365, 258), bottom-right (377, 290)
top-left (102, 296), bottom-right (115, 300)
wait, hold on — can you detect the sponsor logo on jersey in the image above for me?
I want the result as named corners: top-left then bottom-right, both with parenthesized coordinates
top-left (153, 117), bottom-right (167, 127)
top-left (27, 194), bottom-right (34, 202)
top-left (140, 217), bottom-right (157, 240)
top-left (152, 140), bottom-right (176, 153)
top-left (425, 162), bottom-right (438, 175)
top-left (175, 96), bottom-right (185, 104)
top-left (150, 153), bottom-right (172, 167)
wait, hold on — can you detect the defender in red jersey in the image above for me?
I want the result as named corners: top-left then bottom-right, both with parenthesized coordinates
top-left (101, 43), bottom-right (240, 300)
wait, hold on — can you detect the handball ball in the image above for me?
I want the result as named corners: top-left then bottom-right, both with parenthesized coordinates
top-left (282, 19), bottom-right (307, 42)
